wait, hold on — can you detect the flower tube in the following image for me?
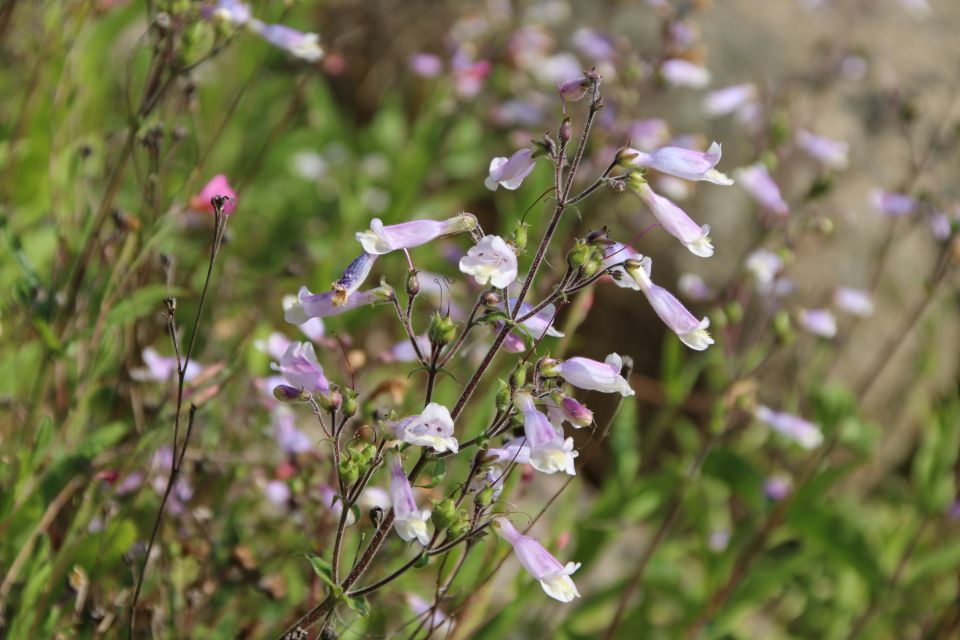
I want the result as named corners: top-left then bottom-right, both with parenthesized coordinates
top-left (284, 282), bottom-right (394, 324)
top-left (626, 259), bottom-right (714, 351)
top-left (272, 341), bottom-right (330, 394)
top-left (633, 181), bottom-right (714, 257)
top-left (515, 392), bottom-right (577, 475)
top-left (485, 148), bottom-right (537, 191)
top-left (384, 403), bottom-right (459, 453)
top-left (356, 213), bottom-right (477, 255)
top-left (755, 406), bottom-right (823, 449)
top-left (387, 451), bottom-right (432, 545)
top-left (496, 518), bottom-right (581, 602)
top-left (542, 353), bottom-right (634, 396)
top-left (248, 21), bottom-right (324, 62)
top-left (621, 142), bottom-right (733, 185)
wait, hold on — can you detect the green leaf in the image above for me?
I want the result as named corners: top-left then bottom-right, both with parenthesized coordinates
top-left (702, 448), bottom-right (765, 511)
top-left (345, 593), bottom-right (370, 617)
top-left (298, 553), bottom-right (343, 598)
top-left (415, 459), bottom-right (447, 489)
top-left (475, 311), bottom-right (511, 325)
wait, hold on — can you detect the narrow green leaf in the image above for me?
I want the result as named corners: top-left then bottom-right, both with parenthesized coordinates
top-left (416, 459), bottom-right (447, 489)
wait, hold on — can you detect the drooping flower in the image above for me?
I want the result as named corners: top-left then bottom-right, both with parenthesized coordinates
top-left (459, 235), bottom-right (519, 288)
top-left (755, 405), bottom-right (823, 449)
top-left (543, 353), bottom-right (635, 396)
top-left (515, 392), bottom-right (578, 475)
top-left (557, 76), bottom-right (593, 102)
top-left (384, 403), bottom-right (458, 453)
top-left (248, 21), bottom-right (324, 62)
top-left (659, 58), bottom-right (711, 89)
top-left (387, 451), bottom-right (432, 545)
top-left (798, 309), bottom-right (837, 338)
top-left (626, 259), bottom-right (715, 351)
top-left (284, 283), bottom-right (394, 324)
top-left (833, 287), bottom-right (874, 317)
top-left (485, 148), bottom-right (538, 191)
top-left (495, 518), bottom-right (581, 603)
top-left (189, 174), bottom-right (237, 215)
top-left (633, 181), bottom-right (714, 257)
top-left (269, 406), bottom-right (314, 454)
top-left (745, 249), bottom-right (783, 292)
top-left (356, 213), bottom-right (478, 255)
top-left (870, 189), bottom-right (917, 217)
top-left (272, 341), bottom-right (331, 394)
top-left (796, 130), bottom-right (849, 170)
top-left (622, 142), bottom-right (733, 185)
top-left (734, 164), bottom-right (790, 217)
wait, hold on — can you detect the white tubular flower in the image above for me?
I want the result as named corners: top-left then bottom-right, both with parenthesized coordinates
top-left (622, 142), bottom-right (733, 185)
top-left (459, 235), bottom-right (519, 288)
top-left (755, 406), bottom-right (824, 449)
top-left (627, 259), bottom-right (715, 351)
top-left (515, 392), bottom-right (578, 475)
top-left (496, 518), bottom-right (581, 603)
top-left (602, 242), bottom-right (644, 290)
top-left (271, 341), bottom-right (331, 394)
top-left (734, 164), bottom-right (790, 217)
top-left (356, 213), bottom-right (477, 255)
top-left (485, 148), bottom-right (537, 190)
top-left (703, 83), bottom-right (758, 118)
top-left (659, 58), bottom-right (711, 89)
top-left (387, 451), bottom-right (432, 545)
top-left (249, 21), bottom-right (324, 62)
top-left (833, 287), bottom-right (874, 317)
top-left (547, 353), bottom-right (635, 396)
top-left (798, 309), bottom-right (838, 338)
top-left (635, 182), bottom-right (714, 257)
top-left (796, 130), bottom-right (849, 170)
top-left (385, 403), bottom-right (458, 454)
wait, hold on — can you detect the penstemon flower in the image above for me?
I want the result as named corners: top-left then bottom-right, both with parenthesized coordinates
top-left (387, 451), bottom-right (432, 545)
top-left (515, 392), bottom-right (578, 475)
top-left (541, 353), bottom-right (635, 396)
top-left (833, 287), bottom-right (874, 317)
top-left (621, 142), bottom-right (734, 185)
top-left (272, 341), bottom-right (330, 394)
top-left (734, 163), bottom-right (790, 217)
top-left (755, 406), bottom-right (823, 449)
top-left (331, 252), bottom-right (378, 306)
top-left (248, 21), bottom-right (324, 62)
top-left (495, 518), bottom-right (581, 602)
top-left (284, 282), bottom-right (394, 324)
top-left (798, 309), bottom-right (838, 338)
top-left (631, 180), bottom-right (714, 257)
top-left (459, 235), bottom-right (519, 288)
top-left (356, 213), bottom-right (478, 255)
top-left (626, 259), bottom-right (715, 351)
top-left (659, 58), bottom-right (711, 88)
top-left (383, 403), bottom-right (459, 453)
top-left (796, 130), bottom-right (849, 170)
top-left (549, 391), bottom-right (594, 428)
top-left (485, 147), bottom-right (538, 191)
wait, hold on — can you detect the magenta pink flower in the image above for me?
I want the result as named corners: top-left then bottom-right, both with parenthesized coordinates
top-left (190, 174), bottom-right (237, 215)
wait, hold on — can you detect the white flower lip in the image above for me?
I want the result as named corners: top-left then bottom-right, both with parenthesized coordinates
top-left (460, 235), bottom-right (519, 288)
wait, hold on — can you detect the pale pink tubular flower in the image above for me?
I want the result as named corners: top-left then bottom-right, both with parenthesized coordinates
top-left (495, 322), bottom-right (528, 353)
top-left (248, 20), bottom-right (324, 62)
top-left (659, 58), bottom-right (711, 89)
top-left (544, 353), bottom-right (635, 396)
top-left (833, 287), bottom-right (874, 317)
top-left (764, 475), bottom-right (792, 501)
top-left (330, 252), bottom-right (378, 306)
top-left (496, 518), bottom-right (581, 602)
top-left (603, 242), bottom-right (644, 291)
top-left (798, 309), bottom-right (837, 338)
top-left (622, 142), bottom-right (733, 185)
top-left (515, 392), bottom-right (578, 475)
top-left (627, 259), bottom-right (715, 351)
top-left (557, 76), bottom-right (592, 102)
top-left (460, 235), bottom-right (519, 288)
top-left (383, 403), bottom-right (458, 453)
top-left (796, 130), bottom-right (849, 170)
top-left (634, 182), bottom-right (714, 257)
top-left (870, 189), bottom-right (917, 217)
top-left (130, 347), bottom-right (204, 382)
top-left (702, 83), bottom-right (758, 118)
top-left (734, 164), bottom-right (790, 217)
top-left (386, 451), bottom-right (432, 545)
top-left (189, 174), bottom-right (237, 215)
top-left (549, 391), bottom-right (593, 428)
top-left (270, 406), bottom-right (314, 454)
top-left (755, 405), bottom-right (823, 449)
top-left (356, 213), bottom-right (477, 255)
top-left (284, 283), bottom-right (394, 324)
top-left (272, 341), bottom-right (330, 395)
top-left (485, 148), bottom-right (537, 191)
top-left (677, 274), bottom-right (714, 301)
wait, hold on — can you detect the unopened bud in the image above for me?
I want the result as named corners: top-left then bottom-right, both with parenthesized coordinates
top-left (274, 385), bottom-right (309, 403)
top-left (585, 227), bottom-right (611, 245)
top-left (538, 357), bottom-right (561, 378)
top-left (318, 388), bottom-right (343, 412)
top-left (406, 269), bottom-right (421, 297)
top-left (586, 68), bottom-right (602, 87)
top-left (582, 249), bottom-right (604, 277)
top-left (476, 483), bottom-right (495, 507)
top-left (340, 388), bottom-right (359, 418)
top-left (550, 391), bottom-right (593, 428)
top-left (557, 76), bottom-right (592, 102)
top-left (559, 117), bottom-right (573, 146)
top-left (481, 289), bottom-right (502, 307)
top-left (338, 459), bottom-right (359, 484)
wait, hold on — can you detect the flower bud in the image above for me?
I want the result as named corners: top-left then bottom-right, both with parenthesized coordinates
top-left (481, 289), bottom-right (502, 307)
top-left (510, 221), bottom-right (529, 252)
top-left (559, 117), bottom-right (573, 147)
top-left (274, 384), bottom-right (310, 403)
top-left (584, 227), bottom-right (611, 245)
top-left (586, 68), bottom-right (602, 88)
top-left (338, 459), bottom-right (359, 484)
top-left (532, 135), bottom-right (557, 160)
top-left (432, 498), bottom-right (459, 529)
top-left (510, 363), bottom-right (530, 390)
top-left (406, 269), bottom-right (421, 297)
top-left (567, 240), bottom-right (591, 270)
top-left (317, 387), bottom-right (343, 412)
top-left (428, 312), bottom-right (458, 347)
top-left (550, 391), bottom-right (593, 428)
top-left (558, 77), bottom-right (591, 101)
top-left (496, 380), bottom-right (511, 412)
